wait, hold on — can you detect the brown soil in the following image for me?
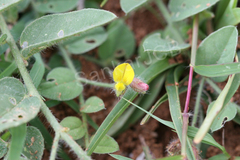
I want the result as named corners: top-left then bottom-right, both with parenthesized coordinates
top-left (41, 0), bottom-right (240, 160)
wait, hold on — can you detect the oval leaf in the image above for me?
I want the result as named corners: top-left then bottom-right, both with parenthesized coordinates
top-left (38, 67), bottom-right (83, 101)
top-left (207, 102), bottom-right (237, 132)
top-left (169, 0), bottom-right (219, 21)
top-left (92, 135), bottom-right (119, 154)
top-left (120, 0), bottom-right (147, 14)
top-left (0, 77), bottom-right (26, 117)
top-left (98, 19), bottom-right (135, 62)
top-left (0, 0), bottom-right (21, 12)
top-left (32, 0), bottom-right (78, 13)
top-left (81, 96), bottom-right (105, 113)
top-left (22, 126), bottom-right (44, 160)
top-left (20, 9), bottom-right (117, 58)
top-left (195, 26), bottom-right (238, 82)
top-left (60, 116), bottom-right (85, 140)
top-left (0, 97), bottom-right (41, 132)
top-left (63, 27), bottom-right (107, 54)
top-left (143, 33), bottom-right (190, 56)
top-left (0, 139), bottom-right (8, 158)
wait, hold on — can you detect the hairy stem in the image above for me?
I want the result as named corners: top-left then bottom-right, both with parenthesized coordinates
top-left (49, 133), bottom-right (60, 160)
top-left (59, 45), bottom-right (91, 148)
top-left (79, 77), bottom-right (114, 88)
top-left (155, 0), bottom-right (184, 43)
top-left (181, 14), bottom-right (199, 159)
top-left (0, 14), bottom-right (90, 160)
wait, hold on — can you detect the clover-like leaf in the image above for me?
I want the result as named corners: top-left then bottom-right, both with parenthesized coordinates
top-left (0, 97), bottom-right (41, 132)
top-left (0, 138), bottom-right (8, 158)
top-left (63, 27), bottom-right (107, 54)
top-left (38, 67), bottom-right (83, 101)
top-left (22, 126), bottom-right (44, 160)
top-left (20, 9), bottom-right (117, 58)
top-left (81, 96), bottom-right (105, 113)
top-left (60, 116), bottom-right (85, 140)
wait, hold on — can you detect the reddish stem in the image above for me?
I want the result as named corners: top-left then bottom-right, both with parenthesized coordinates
top-left (184, 66), bottom-right (193, 113)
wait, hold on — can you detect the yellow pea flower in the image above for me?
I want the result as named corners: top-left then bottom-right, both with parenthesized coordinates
top-left (113, 63), bottom-right (135, 97)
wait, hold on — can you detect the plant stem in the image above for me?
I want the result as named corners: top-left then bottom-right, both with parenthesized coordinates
top-left (205, 78), bottom-right (221, 94)
top-left (192, 77), bottom-right (205, 127)
top-left (79, 77), bottom-right (114, 88)
top-left (80, 94), bottom-right (90, 147)
top-left (181, 14), bottom-right (199, 159)
top-left (155, 0), bottom-right (184, 44)
top-left (49, 133), bottom-right (60, 160)
top-left (0, 14), bottom-right (91, 160)
top-left (59, 45), bottom-right (90, 148)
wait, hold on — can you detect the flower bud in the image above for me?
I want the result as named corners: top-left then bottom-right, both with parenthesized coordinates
top-left (130, 78), bottom-right (149, 94)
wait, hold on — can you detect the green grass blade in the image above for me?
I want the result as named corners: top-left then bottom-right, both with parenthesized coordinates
top-left (8, 124), bottom-right (27, 160)
top-left (0, 61), bottom-right (17, 79)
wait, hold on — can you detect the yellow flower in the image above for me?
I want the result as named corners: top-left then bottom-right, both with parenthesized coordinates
top-left (113, 63), bottom-right (135, 96)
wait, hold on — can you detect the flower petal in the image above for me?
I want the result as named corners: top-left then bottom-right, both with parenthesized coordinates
top-left (113, 63), bottom-right (134, 85)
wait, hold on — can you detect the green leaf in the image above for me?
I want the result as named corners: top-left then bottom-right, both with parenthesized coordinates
top-left (60, 116), bottom-right (85, 140)
top-left (0, 77), bottom-right (26, 117)
top-left (17, 0), bottom-right (30, 12)
top-left (30, 53), bottom-right (45, 88)
top-left (195, 25), bottom-right (238, 82)
top-left (3, 6), bottom-right (18, 23)
top-left (143, 33), bottom-right (190, 56)
top-left (216, 0), bottom-right (240, 29)
top-left (0, 12), bottom-right (34, 55)
top-left (22, 126), bottom-right (44, 160)
top-left (109, 154), bottom-right (132, 160)
top-left (0, 0), bottom-right (21, 13)
top-left (87, 59), bottom-right (177, 155)
top-left (0, 97), bottom-right (41, 132)
top-left (0, 61), bottom-right (17, 81)
top-left (208, 154), bottom-right (230, 160)
top-left (48, 54), bottom-right (64, 69)
top-left (81, 96), bottom-right (105, 113)
top-left (168, 0), bottom-right (219, 21)
top-left (38, 67), bottom-right (83, 101)
top-left (32, 0), bottom-right (78, 13)
top-left (120, 0), bottom-right (147, 14)
top-left (8, 124), bottom-right (27, 160)
top-left (194, 76), bottom-right (234, 144)
top-left (20, 9), bottom-right (117, 58)
top-left (194, 63), bottom-right (240, 77)
top-left (207, 102), bottom-right (237, 132)
top-left (155, 155), bottom-right (183, 160)
top-left (0, 138), bottom-right (8, 158)
top-left (92, 135), bottom-right (119, 154)
top-left (98, 19), bottom-right (135, 62)
top-left (63, 27), bottom-right (107, 54)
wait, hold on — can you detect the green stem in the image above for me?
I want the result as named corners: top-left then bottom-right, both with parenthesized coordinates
top-left (190, 14), bottom-right (199, 67)
top-left (155, 0), bottom-right (184, 43)
top-left (205, 78), bottom-right (221, 94)
top-left (79, 77), bottom-right (114, 88)
top-left (192, 77), bottom-right (205, 127)
top-left (0, 14), bottom-right (90, 160)
top-left (59, 45), bottom-right (90, 148)
top-left (80, 94), bottom-right (90, 147)
top-left (49, 133), bottom-right (60, 160)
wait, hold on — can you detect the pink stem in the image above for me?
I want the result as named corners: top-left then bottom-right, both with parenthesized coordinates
top-left (184, 66), bottom-right (193, 113)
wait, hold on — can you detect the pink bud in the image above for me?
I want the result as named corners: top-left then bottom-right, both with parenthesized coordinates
top-left (130, 78), bottom-right (149, 94)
